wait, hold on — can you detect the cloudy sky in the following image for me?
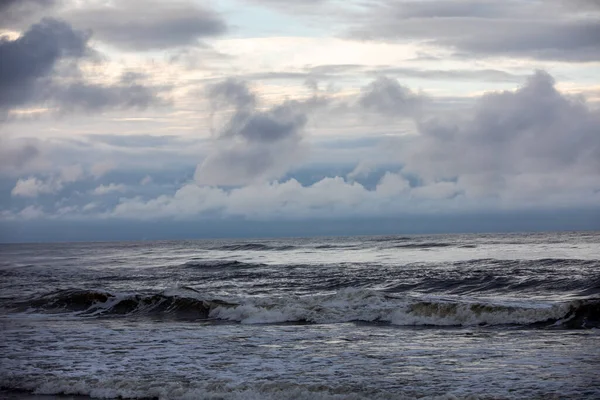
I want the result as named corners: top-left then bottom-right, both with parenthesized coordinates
top-left (1, 0), bottom-right (599, 241)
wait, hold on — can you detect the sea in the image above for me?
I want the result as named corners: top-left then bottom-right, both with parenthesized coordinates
top-left (0, 231), bottom-right (599, 400)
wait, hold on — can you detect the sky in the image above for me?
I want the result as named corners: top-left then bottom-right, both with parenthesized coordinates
top-left (0, 0), bottom-right (599, 242)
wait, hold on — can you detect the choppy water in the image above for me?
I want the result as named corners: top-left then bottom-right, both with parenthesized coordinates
top-left (1, 232), bottom-right (599, 399)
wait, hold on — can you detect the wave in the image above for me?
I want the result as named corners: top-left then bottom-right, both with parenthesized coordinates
top-left (182, 260), bottom-right (264, 269)
top-left (368, 236), bottom-right (414, 242)
top-left (391, 243), bottom-right (453, 249)
top-left (313, 244), bottom-right (361, 249)
top-left (212, 243), bottom-right (297, 251)
top-left (12, 288), bottom-right (235, 320)
top-left (10, 288), bottom-right (600, 329)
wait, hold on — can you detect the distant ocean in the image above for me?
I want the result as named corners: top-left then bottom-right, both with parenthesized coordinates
top-left (1, 232), bottom-right (599, 399)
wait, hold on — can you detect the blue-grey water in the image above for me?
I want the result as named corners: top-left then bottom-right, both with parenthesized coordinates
top-left (1, 232), bottom-right (599, 399)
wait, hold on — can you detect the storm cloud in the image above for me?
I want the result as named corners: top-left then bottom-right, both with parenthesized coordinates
top-left (0, 18), bottom-right (168, 116)
top-left (0, 18), bottom-right (89, 111)
top-left (195, 79), bottom-right (311, 186)
top-left (67, 0), bottom-right (227, 50)
top-left (0, 0), bottom-right (55, 26)
top-left (348, 0), bottom-right (600, 62)
top-left (402, 70), bottom-right (600, 202)
top-left (358, 76), bottom-right (425, 118)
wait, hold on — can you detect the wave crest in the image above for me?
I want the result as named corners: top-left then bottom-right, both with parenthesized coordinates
top-left (11, 288), bottom-right (600, 329)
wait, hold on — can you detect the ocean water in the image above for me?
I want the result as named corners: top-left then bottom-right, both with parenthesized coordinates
top-left (0, 232), bottom-right (599, 399)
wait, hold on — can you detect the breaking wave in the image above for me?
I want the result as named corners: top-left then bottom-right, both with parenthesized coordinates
top-left (212, 243), bottom-right (297, 251)
top-left (10, 288), bottom-right (600, 329)
top-left (11, 288), bottom-right (235, 320)
top-left (391, 243), bottom-right (453, 249)
top-left (182, 260), bottom-right (264, 269)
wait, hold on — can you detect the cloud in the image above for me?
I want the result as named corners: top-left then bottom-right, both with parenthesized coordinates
top-left (10, 164), bottom-right (85, 197)
top-left (0, 18), bottom-right (168, 116)
top-left (52, 79), bottom-right (168, 113)
top-left (244, 0), bottom-right (330, 14)
top-left (358, 76), bottom-right (425, 118)
top-left (0, 138), bottom-right (40, 172)
top-left (85, 134), bottom-right (181, 149)
top-left (67, 0), bottom-right (227, 50)
top-left (0, 18), bottom-right (89, 112)
top-left (0, 0), bottom-right (55, 26)
top-left (208, 78), bottom-right (257, 110)
top-left (91, 161), bottom-right (117, 179)
top-left (59, 164), bottom-right (84, 183)
top-left (4, 71), bottom-right (599, 223)
top-left (408, 71), bottom-right (599, 172)
top-left (100, 70), bottom-right (600, 220)
top-left (400, 70), bottom-right (600, 202)
top-left (92, 183), bottom-right (127, 196)
top-left (194, 79), bottom-right (315, 186)
top-left (348, 0), bottom-right (600, 62)
top-left (18, 205), bottom-right (45, 220)
top-left (11, 177), bottom-right (60, 198)
top-left (367, 67), bottom-right (524, 83)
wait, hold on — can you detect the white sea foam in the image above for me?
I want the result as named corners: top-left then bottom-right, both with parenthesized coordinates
top-left (209, 288), bottom-right (575, 326)
top-left (0, 375), bottom-right (484, 400)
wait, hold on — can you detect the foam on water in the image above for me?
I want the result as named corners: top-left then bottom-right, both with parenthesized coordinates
top-left (0, 377), bottom-right (479, 400)
top-left (10, 287), bottom-right (600, 328)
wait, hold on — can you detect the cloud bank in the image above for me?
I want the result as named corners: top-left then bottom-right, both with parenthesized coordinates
top-left (49, 71), bottom-right (595, 221)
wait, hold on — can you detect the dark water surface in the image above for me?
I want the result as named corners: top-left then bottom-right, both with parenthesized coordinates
top-left (1, 232), bottom-right (599, 399)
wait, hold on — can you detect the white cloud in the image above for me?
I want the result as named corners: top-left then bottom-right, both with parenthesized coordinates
top-left (82, 203), bottom-right (98, 212)
top-left (92, 183), bottom-right (127, 196)
top-left (375, 172), bottom-right (410, 197)
top-left (10, 164), bottom-right (86, 198)
top-left (107, 174), bottom-right (457, 220)
top-left (11, 177), bottom-right (61, 197)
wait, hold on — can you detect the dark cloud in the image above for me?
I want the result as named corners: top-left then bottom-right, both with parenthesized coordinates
top-left (358, 76), bottom-right (425, 117)
top-left (222, 103), bottom-right (307, 143)
top-left (348, 1), bottom-right (600, 62)
top-left (67, 1), bottom-right (227, 50)
top-left (385, 1), bottom-right (522, 19)
top-left (0, 18), bottom-right (167, 116)
top-left (0, 18), bottom-right (89, 110)
top-left (0, 0), bottom-right (55, 25)
top-left (403, 70), bottom-right (600, 198)
top-left (208, 79), bottom-right (257, 110)
top-left (195, 80), bottom-right (313, 185)
top-left (445, 20), bottom-right (600, 62)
